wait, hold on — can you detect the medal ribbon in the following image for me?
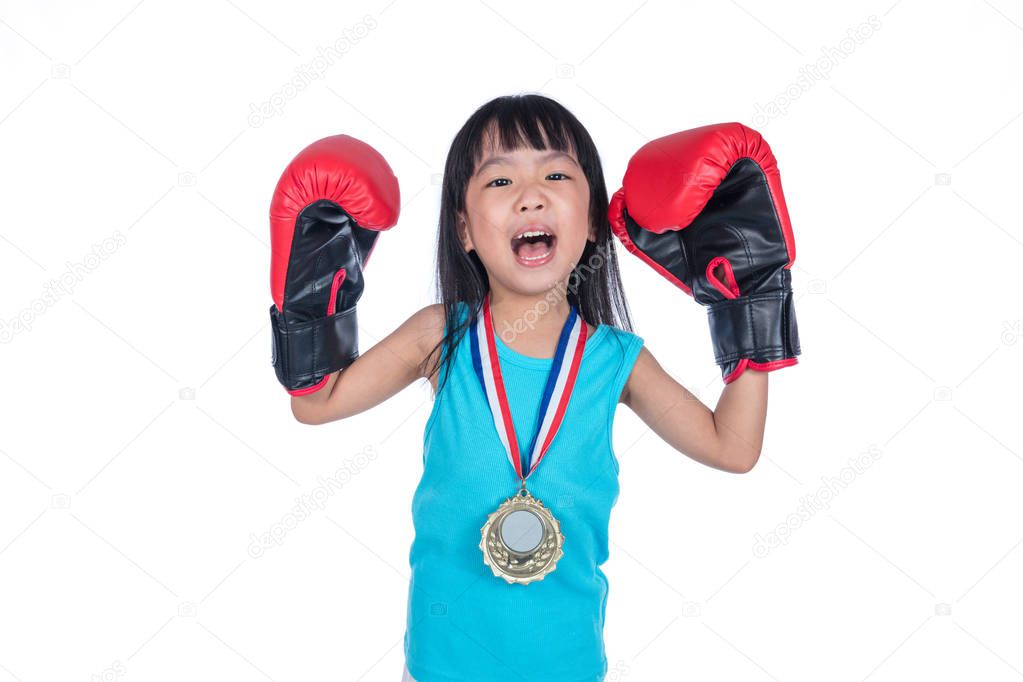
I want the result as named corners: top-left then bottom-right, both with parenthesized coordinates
top-left (470, 292), bottom-right (588, 480)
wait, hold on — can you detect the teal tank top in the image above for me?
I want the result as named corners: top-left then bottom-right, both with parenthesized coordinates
top-left (404, 300), bottom-right (644, 682)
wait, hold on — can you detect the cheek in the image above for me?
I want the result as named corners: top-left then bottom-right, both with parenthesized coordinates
top-left (564, 181), bottom-right (589, 208)
top-left (562, 187), bottom-right (590, 226)
top-left (469, 188), bottom-right (501, 214)
top-left (464, 194), bottom-right (499, 233)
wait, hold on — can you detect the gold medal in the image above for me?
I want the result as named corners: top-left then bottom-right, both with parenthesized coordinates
top-left (480, 481), bottom-right (565, 585)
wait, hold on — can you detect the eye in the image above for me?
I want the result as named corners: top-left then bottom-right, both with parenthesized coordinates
top-left (484, 173), bottom-right (570, 188)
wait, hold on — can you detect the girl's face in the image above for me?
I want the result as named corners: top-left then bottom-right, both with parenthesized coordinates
top-left (459, 131), bottom-right (593, 299)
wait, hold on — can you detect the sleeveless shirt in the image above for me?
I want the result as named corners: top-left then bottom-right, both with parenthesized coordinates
top-left (404, 300), bottom-right (644, 682)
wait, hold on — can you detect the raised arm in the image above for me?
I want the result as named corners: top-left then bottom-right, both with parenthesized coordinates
top-left (607, 122), bottom-right (802, 473)
top-left (291, 303), bottom-right (444, 425)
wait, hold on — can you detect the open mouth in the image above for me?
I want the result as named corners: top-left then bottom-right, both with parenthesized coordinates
top-left (511, 229), bottom-right (557, 266)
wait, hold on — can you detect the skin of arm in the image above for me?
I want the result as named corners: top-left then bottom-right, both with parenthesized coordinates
top-left (290, 304), bottom-right (444, 425)
top-left (620, 346), bottom-right (768, 474)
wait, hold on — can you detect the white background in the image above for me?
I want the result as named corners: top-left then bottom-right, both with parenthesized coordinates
top-left (2, 1), bottom-right (1022, 680)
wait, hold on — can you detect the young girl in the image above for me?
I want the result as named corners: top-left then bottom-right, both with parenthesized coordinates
top-left (282, 95), bottom-right (782, 681)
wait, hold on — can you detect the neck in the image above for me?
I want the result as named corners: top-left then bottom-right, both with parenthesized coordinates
top-left (487, 283), bottom-right (575, 347)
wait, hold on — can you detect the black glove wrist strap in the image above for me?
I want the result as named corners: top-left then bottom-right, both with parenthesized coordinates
top-left (269, 304), bottom-right (359, 392)
top-left (706, 290), bottom-right (800, 366)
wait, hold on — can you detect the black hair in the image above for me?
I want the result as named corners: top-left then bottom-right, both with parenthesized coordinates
top-left (420, 93), bottom-right (633, 396)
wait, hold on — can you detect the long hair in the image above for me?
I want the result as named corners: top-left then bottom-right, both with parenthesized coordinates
top-left (420, 93), bottom-right (633, 396)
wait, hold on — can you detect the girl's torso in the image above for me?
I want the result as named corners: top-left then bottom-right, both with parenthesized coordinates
top-left (404, 300), bottom-right (644, 682)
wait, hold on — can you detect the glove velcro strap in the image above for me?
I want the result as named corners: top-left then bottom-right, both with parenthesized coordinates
top-left (707, 291), bottom-right (800, 366)
top-left (269, 304), bottom-right (359, 393)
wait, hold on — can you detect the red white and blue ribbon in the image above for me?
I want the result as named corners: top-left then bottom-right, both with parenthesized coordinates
top-left (470, 292), bottom-right (588, 480)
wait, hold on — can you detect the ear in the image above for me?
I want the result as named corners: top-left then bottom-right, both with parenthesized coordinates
top-left (458, 214), bottom-right (474, 252)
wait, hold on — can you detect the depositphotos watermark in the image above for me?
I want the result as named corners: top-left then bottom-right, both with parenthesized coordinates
top-left (247, 445), bottom-right (379, 558)
top-left (247, 15), bottom-right (378, 128)
top-left (0, 230), bottom-right (127, 344)
top-left (751, 15), bottom-right (882, 128)
top-left (89, 659), bottom-right (126, 682)
top-left (751, 444), bottom-right (883, 559)
top-left (1001, 319), bottom-right (1023, 345)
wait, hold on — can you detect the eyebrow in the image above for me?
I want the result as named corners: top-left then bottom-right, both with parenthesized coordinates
top-left (474, 150), bottom-right (579, 177)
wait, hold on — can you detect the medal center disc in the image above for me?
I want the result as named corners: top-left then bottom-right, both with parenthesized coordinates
top-left (500, 510), bottom-right (544, 553)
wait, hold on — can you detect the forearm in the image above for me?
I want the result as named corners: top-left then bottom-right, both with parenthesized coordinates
top-left (712, 369), bottom-right (768, 472)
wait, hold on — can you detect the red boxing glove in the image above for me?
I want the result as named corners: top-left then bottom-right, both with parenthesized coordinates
top-left (608, 122), bottom-right (800, 384)
top-left (269, 135), bottom-right (400, 395)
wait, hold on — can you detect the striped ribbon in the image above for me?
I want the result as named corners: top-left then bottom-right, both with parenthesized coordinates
top-left (469, 292), bottom-right (588, 479)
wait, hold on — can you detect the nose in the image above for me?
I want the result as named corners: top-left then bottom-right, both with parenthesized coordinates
top-left (517, 181), bottom-right (546, 212)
